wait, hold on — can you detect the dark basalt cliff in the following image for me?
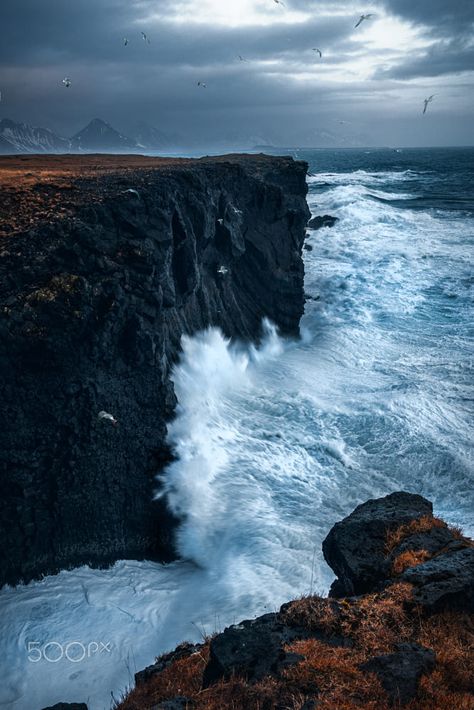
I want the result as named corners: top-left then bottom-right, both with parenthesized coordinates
top-left (0, 154), bottom-right (310, 587)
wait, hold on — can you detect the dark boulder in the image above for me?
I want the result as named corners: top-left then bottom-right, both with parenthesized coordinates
top-left (307, 214), bottom-right (338, 230)
top-left (361, 643), bottom-right (435, 706)
top-left (202, 613), bottom-right (305, 687)
top-left (322, 492), bottom-right (433, 596)
top-left (401, 547), bottom-right (474, 613)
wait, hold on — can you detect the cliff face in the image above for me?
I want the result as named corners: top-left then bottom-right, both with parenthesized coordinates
top-left (0, 154), bottom-right (310, 586)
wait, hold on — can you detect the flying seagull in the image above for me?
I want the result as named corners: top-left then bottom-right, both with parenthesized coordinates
top-left (123, 188), bottom-right (140, 197)
top-left (123, 37), bottom-right (129, 46)
top-left (98, 411), bottom-right (118, 426)
top-left (274, 0), bottom-right (285, 6)
top-left (423, 95), bottom-right (435, 114)
top-left (355, 14), bottom-right (374, 28)
top-left (62, 77), bottom-right (71, 88)
top-left (238, 55), bottom-right (247, 62)
top-left (141, 31), bottom-right (150, 44)
top-left (197, 81), bottom-right (207, 88)
top-left (312, 48), bottom-right (322, 58)
top-left (217, 218), bottom-right (224, 225)
top-left (217, 266), bottom-right (229, 275)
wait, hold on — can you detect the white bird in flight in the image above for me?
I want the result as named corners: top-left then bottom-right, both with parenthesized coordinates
top-left (123, 188), bottom-right (140, 197)
top-left (423, 95), bottom-right (435, 114)
top-left (98, 411), bottom-right (118, 426)
top-left (274, 0), bottom-right (285, 6)
top-left (123, 37), bottom-right (129, 46)
top-left (312, 48), bottom-right (322, 58)
top-left (238, 55), bottom-right (247, 62)
top-left (217, 266), bottom-right (229, 275)
top-left (355, 14), bottom-right (374, 28)
top-left (141, 31), bottom-right (150, 44)
top-left (197, 81), bottom-right (207, 88)
top-left (62, 77), bottom-right (71, 88)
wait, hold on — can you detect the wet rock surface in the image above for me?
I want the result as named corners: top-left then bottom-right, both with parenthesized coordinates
top-left (0, 154), bottom-right (310, 586)
top-left (307, 214), bottom-right (338, 230)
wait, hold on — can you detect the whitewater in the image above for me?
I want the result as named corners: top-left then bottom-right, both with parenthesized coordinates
top-left (1, 147), bottom-right (472, 710)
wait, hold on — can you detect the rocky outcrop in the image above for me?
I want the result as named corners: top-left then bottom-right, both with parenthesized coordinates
top-left (0, 154), bottom-right (310, 586)
top-left (307, 214), bottom-right (338, 230)
top-left (322, 492), bottom-right (434, 596)
top-left (122, 493), bottom-right (473, 710)
top-left (322, 491), bottom-right (474, 606)
top-left (401, 548), bottom-right (474, 613)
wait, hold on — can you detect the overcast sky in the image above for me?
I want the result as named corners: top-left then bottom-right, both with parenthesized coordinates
top-left (1, 0), bottom-right (473, 147)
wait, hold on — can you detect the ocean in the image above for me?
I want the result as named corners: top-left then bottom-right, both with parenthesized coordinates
top-left (1, 147), bottom-right (473, 710)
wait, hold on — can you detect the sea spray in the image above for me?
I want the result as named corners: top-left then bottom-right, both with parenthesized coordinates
top-left (156, 319), bottom-right (284, 566)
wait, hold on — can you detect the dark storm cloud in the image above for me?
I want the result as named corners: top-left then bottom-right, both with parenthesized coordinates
top-left (377, 0), bottom-right (474, 80)
top-left (0, 0), bottom-right (473, 146)
top-left (382, 0), bottom-right (474, 38)
top-left (377, 43), bottom-right (474, 80)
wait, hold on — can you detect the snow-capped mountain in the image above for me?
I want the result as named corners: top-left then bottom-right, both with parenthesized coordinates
top-left (0, 118), bottom-right (71, 154)
top-left (71, 118), bottom-right (138, 152)
top-left (130, 121), bottom-right (180, 150)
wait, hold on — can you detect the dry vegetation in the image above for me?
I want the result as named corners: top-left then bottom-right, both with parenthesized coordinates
top-left (391, 549), bottom-right (431, 576)
top-left (385, 516), bottom-right (447, 553)
top-left (116, 575), bottom-right (473, 710)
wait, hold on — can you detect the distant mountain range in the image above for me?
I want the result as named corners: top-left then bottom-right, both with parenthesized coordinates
top-left (0, 117), bottom-right (181, 155)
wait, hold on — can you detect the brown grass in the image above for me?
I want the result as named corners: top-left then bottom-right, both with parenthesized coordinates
top-left (116, 512), bottom-right (474, 710)
top-left (385, 516), bottom-right (446, 553)
top-left (116, 592), bottom-right (474, 710)
top-left (391, 549), bottom-right (431, 576)
top-left (118, 644), bottom-right (210, 709)
top-left (282, 583), bottom-right (414, 656)
top-left (283, 639), bottom-right (387, 709)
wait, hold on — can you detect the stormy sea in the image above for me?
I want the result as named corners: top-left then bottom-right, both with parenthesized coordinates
top-left (1, 147), bottom-right (473, 710)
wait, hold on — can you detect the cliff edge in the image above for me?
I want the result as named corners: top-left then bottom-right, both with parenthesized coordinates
top-left (0, 153), bottom-right (310, 586)
top-left (117, 492), bottom-right (474, 710)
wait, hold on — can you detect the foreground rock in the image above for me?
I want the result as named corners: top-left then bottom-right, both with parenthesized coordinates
top-left (402, 548), bottom-right (474, 613)
top-left (322, 491), bottom-right (474, 605)
top-left (120, 492), bottom-right (473, 710)
top-left (322, 492), bottom-right (433, 596)
top-left (0, 154), bottom-right (310, 586)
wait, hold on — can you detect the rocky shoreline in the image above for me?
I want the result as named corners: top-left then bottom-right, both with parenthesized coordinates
top-left (114, 492), bottom-right (474, 710)
top-left (0, 154), bottom-right (310, 586)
